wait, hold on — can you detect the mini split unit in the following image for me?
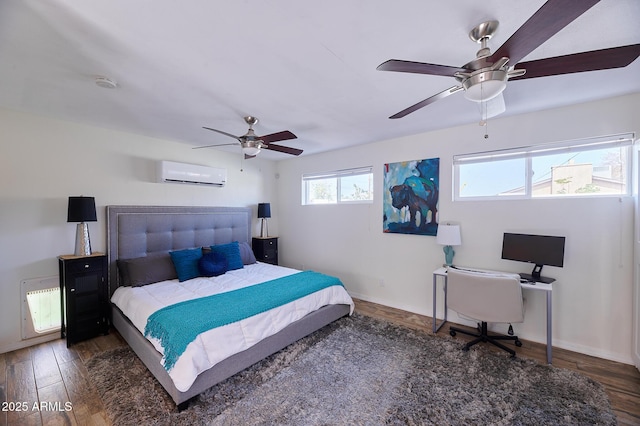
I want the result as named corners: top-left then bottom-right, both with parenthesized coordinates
top-left (157, 160), bottom-right (227, 187)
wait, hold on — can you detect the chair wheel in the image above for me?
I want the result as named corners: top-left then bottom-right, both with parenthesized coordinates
top-left (449, 330), bottom-right (456, 337)
top-left (515, 339), bottom-right (522, 347)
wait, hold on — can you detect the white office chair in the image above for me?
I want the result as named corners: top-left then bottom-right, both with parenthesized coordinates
top-left (447, 268), bottom-right (524, 357)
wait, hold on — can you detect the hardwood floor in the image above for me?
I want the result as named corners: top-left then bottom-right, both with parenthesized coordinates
top-left (0, 299), bottom-right (638, 425)
top-left (0, 332), bottom-right (127, 426)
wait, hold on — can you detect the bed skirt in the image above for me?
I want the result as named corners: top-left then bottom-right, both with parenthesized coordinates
top-left (111, 303), bottom-right (351, 405)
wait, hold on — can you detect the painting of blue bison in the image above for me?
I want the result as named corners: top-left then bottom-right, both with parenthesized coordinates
top-left (383, 158), bottom-right (439, 236)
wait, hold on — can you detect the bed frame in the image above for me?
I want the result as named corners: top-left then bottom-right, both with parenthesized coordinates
top-left (106, 205), bottom-right (350, 407)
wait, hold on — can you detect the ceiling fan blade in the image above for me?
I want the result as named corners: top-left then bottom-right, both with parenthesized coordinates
top-left (509, 44), bottom-right (640, 81)
top-left (377, 60), bottom-right (469, 77)
top-left (264, 143), bottom-right (303, 156)
top-left (489, 0), bottom-right (601, 65)
top-left (260, 130), bottom-right (297, 144)
top-left (244, 153), bottom-right (257, 160)
top-left (389, 86), bottom-right (463, 119)
top-left (202, 126), bottom-right (241, 140)
top-left (192, 142), bottom-right (238, 150)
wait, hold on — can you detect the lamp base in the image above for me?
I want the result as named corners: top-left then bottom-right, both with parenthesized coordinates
top-left (443, 245), bottom-right (455, 266)
top-left (260, 218), bottom-right (269, 238)
top-left (74, 222), bottom-right (92, 256)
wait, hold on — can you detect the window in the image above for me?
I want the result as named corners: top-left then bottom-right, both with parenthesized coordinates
top-left (454, 133), bottom-right (634, 200)
top-left (303, 166), bottom-right (373, 205)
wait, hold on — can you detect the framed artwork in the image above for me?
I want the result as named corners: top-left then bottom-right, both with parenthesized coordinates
top-left (383, 158), bottom-right (439, 236)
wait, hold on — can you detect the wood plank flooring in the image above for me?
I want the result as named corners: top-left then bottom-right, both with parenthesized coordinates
top-left (0, 333), bottom-right (126, 426)
top-left (0, 299), bottom-right (638, 425)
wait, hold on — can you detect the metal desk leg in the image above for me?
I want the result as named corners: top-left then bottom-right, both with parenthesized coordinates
top-left (546, 290), bottom-right (553, 364)
top-left (432, 274), bottom-right (447, 333)
top-left (432, 274), bottom-right (437, 333)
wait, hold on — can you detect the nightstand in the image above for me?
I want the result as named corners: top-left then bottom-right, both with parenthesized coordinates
top-left (252, 237), bottom-right (278, 265)
top-left (58, 253), bottom-right (109, 347)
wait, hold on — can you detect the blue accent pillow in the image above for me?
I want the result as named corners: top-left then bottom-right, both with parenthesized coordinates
top-left (198, 251), bottom-right (228, 277)
top-left (169, 247), bottom-right (203, 282)
top-left (211, 241), bottom-right (244, 271)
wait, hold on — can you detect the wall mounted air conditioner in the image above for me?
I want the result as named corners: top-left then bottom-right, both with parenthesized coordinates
top-left (157, 160), bottom-right (227, 187)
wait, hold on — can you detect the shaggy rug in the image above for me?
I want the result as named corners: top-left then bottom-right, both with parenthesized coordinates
top-left (85, 314), bottom-right (616, 425)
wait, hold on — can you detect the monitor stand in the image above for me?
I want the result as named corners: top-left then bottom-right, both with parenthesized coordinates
top-left (519, 264), bottom-right (556, 284)
top-left (519, 273), bottom-right (556, 284)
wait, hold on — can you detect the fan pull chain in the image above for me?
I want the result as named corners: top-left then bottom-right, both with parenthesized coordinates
top-left (484, 111), bottom-right (489, 139)
top-left (479, 83), bottom-right (489, 139)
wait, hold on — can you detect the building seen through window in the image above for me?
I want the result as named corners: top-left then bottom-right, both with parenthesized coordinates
top-left (454, 134), bottom-right (633, 200)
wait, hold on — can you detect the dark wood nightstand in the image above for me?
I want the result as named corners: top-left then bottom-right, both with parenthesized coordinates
top-left (252, 237), bottom-right (278, 265)
top-left (58, 253), bottom-right (109, 347)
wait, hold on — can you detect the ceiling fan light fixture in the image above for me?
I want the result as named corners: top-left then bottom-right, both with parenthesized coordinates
top-left (242, 139), bottom-right (263, 156)
top-left (242, 146), bottom-right (261, 156)
top-left (462, 70), bottom-right (507, 102)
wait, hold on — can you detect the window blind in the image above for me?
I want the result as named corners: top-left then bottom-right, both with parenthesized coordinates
top-left (453, 133), bottom-right (635, 166)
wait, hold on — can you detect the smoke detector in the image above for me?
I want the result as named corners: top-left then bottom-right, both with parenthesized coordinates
top-left (95, 76), bottom-right (118, 89)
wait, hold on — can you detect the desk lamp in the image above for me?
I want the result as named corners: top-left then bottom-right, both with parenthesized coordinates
top-left (67, 196), bottom-right (97, 256)
top-left (436, 223), bottom-right (461, 266)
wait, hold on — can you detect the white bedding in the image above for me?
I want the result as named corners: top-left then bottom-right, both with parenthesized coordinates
top-left (111, 262), bottom-right (354, 392)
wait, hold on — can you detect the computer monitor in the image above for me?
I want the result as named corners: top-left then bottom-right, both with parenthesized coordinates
top-left (501, 233), bottom-right (565, 283)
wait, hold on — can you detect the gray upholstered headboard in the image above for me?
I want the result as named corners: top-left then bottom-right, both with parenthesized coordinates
top-left (106, 206), bottom-right (252, 296)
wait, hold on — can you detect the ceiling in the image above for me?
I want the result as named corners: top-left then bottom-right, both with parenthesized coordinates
top-left (1, 0), bottom-right (639, 160)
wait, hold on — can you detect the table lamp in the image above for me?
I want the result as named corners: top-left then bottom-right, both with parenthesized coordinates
top-left (257, 203), bottom-right (271, 238)
top-left (67, 196), bottom-right (97, 256)
top-left (436, 223), bottom-right (461, 266)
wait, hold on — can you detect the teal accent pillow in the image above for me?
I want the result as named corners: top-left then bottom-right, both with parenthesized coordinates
top-left (169, 247), bottom-right (203, 282)
top-left (211, 241), bottom-right (244, 271)
top-left (198, 251), bottom-right (228, 277)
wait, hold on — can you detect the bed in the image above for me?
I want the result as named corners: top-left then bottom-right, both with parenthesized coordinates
top-left (106, 205), bottom-right (353, 407)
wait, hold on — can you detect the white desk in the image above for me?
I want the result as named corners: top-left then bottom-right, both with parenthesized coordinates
top-left (432, 267), bottom-right (554, 364)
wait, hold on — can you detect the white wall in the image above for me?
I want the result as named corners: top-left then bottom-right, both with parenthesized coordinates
top-left (2, 94), bottom-right (637, 364)
top-left (276, 93), bottom-right (640, 364)
top-left (0, 108), bottom-right (280, 353)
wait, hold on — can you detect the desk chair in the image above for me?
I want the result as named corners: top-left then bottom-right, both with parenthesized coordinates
top-left (447, 268), bottom-right (524, 357)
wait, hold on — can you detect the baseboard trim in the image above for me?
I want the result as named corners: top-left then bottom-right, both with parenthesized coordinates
top-left (0, 333), bottom-right (60, 355)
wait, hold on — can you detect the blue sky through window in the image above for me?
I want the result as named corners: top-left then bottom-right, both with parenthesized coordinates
top-left (458, 146), bottom-right (625, 197)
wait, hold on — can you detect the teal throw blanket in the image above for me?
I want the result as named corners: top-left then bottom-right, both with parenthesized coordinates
top-left (144, 271), bottom-right (344, 371)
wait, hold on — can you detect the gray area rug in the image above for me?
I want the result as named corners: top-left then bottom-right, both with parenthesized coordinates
top-left (85, 314), bottom-right (616, 425)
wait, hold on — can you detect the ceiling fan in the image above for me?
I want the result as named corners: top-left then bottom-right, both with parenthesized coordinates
top-left (377, 0), bottom-right (640, 119)
top-left (194, 116), bottom-right (302, 158)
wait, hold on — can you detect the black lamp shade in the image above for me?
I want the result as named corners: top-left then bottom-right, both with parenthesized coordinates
top-left (257, 203), bottom-right (271, 219)
top-left (67, 196), bottom-right (97, 222)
